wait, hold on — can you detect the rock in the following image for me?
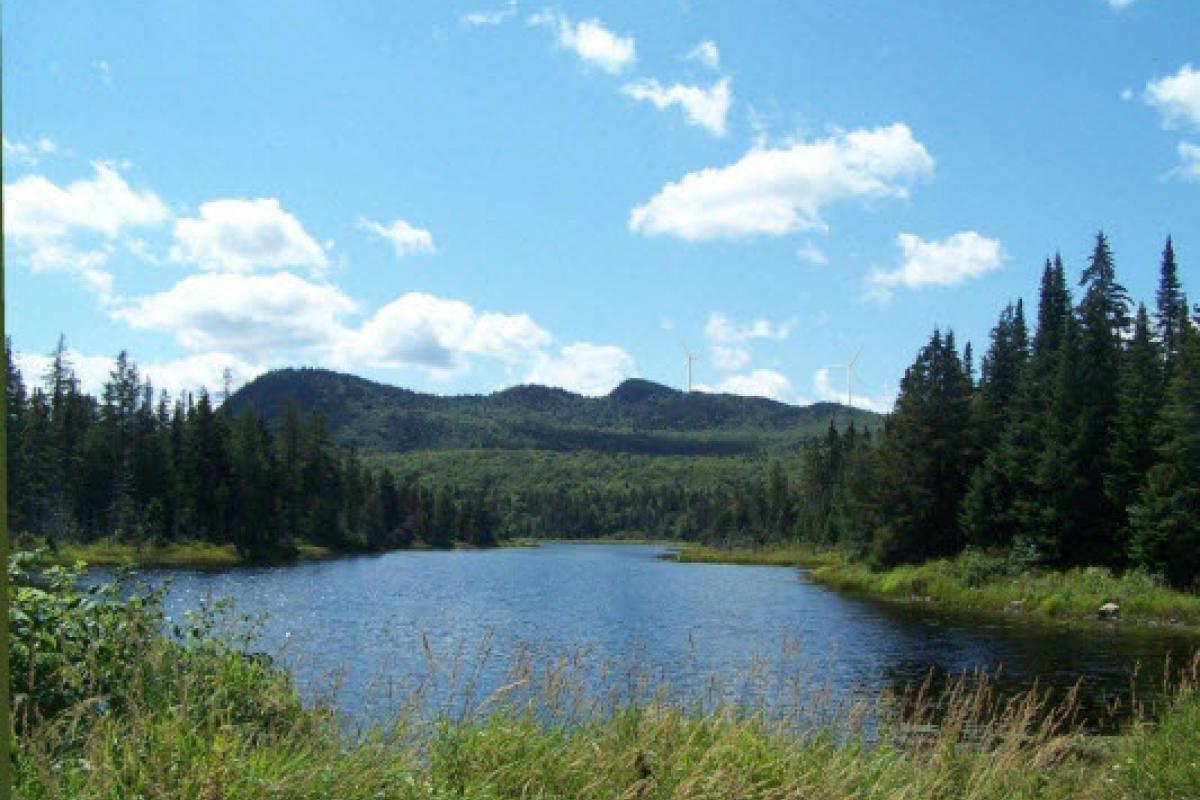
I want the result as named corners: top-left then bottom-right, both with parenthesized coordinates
top-left (1098, 602), bottom-right (1120, 620)
top-left (1008, 600), bottom-right (1026, 613)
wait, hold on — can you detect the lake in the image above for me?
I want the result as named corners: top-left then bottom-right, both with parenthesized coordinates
top-left (108, 542), bottom-right (1198, 729)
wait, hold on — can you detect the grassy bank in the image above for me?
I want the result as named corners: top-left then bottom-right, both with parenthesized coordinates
top-left (14, 554), bottom-right (1200, 799)
top-left (676, 544), bottom-right (1200, 630)
top-left (673, 542), bottom-right (837, 567)
top-left (24, 537), bottom-right (336, 569)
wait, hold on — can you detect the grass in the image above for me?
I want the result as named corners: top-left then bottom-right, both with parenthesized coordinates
top-left (675, 544), bottom-right (1200, 631)
top-left (673, 542), bottom-right (838, 568)
top-left (26, 537), bottom-right (337, 569)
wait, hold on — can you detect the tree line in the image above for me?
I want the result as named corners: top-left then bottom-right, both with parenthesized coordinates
top-left (787, 234), bottom-right (1200, 587)
top-left (4, 342), bottom-right (499, 556)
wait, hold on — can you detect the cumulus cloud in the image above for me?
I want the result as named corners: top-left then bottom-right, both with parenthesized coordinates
top-left (13, 345), bottom-right (264, 398)
top-left (357, 217), bottom-right (436, 260)
top-left (5, 161), bottom-right (169, 242)
top-left (523, 341), bottom-right (636, 395)
top-left (1144, 63), bottom-right (1200, 130)
top-left (462, 0), bottom-right (517, 26)
top-left (336, 291), bottom-right (551, 375)
top-left (697, 369), bottom-right (797, 403)
top-left (170, 198), bottom-right (329, 273)
top-left (630, 123), bottom-right (934, 240)
top-left (141, 352), bottom-right (266, 397)
top-left (867, 231), bottom-right (1004, 301)
top-left (529, 10), bottom-right (635, 74)
top-left (4, 161), bottom-right (168, 298)
top-left (114, 272), bottom-right (356, 357)
top-left (686, 41), bottom-right (720, 70)
top-left (622, 77), bottom-right (732, 137)
top-left (813, 367), bottom-right (894, 413)
top-left (13, 346), bottom-right (116, 397)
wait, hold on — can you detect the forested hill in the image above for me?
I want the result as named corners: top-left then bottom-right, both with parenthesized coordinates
top-left (227, 369), bottom-right (879, 456)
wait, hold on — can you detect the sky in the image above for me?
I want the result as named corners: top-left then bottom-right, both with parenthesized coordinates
top-left (4, 0), bottom-right (1199, 411)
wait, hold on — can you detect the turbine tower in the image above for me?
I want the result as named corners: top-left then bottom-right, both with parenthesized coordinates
top-left (680, 343), bottom-right (696, 393)
top-left (845, 347), bottom-right (862, 408)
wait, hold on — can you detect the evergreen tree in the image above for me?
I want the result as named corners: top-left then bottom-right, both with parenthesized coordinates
top-left (1155, 236), bottom-right (1188, 370)
top-left (1128, 324), bottom-right (1200, 587)
top-left (1105, 305), bottom-right (1164, 541)
top-left (872, 329), bottom-right (972, 565)
top-left (1069, 233), bottom-right (1129, 565)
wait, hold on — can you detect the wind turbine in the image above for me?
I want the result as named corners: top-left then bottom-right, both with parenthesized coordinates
top-left (823, 347), bottom-right (863, 408)
top-left (845, 347), bottom-right (862, 408)
top-left (680, 342), bottom-right (696, 393)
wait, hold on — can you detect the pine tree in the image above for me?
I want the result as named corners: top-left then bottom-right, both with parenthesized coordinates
top-left (1068, 233), bottom-right (1129, 565)
top-left (872, 329), bottom-right (972, 565)
top-left (1155, 236), bottom-right (1188, 370)
top-left (6, 338), bottom-right (28, 531)
top-left (1128, 324), bottom-right (1200, 587)
top-left (1105, 305), bottom-right (1164, 543)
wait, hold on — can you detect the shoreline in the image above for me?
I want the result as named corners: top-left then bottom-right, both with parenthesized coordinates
top-left (672, 544), bottom-right (1200, 635)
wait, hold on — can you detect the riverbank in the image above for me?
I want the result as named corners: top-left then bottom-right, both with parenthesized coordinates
top-left (23, 537), bottom-right (337, 569)
top-left (674, 544), bottom-right (1200, 631)
top-left (15, 557), bottom-right (1200, 799)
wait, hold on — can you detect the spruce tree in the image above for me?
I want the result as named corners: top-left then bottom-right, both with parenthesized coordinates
top-left (1105, 305), bottom-right (1164, 543)
top-left (1128, 323), bottom-right (1200, 587)
top-left (872, 329), bottom-right (971, 565)
top-left (1155, 236), bottom-right (1188, 370)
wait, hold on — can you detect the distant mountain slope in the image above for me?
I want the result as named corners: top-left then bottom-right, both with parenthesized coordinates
top-left (227, 368), bottom-right (882, 456)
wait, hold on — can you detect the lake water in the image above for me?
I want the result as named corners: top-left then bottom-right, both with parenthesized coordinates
top-left (111, 543), bottom-right (1197, 729)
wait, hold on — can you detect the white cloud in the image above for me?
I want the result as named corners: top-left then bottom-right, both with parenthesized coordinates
top-left (13, 345), bottom-right (264, 398)
top-left (4, 161), bottom-right (167, 298)
top-left (4, 161), bottom-right (169, 241)
top-left (142, 352), bottom-right (266, 397)
top-left (337, 291), bottom-right (551, 375)
top-left (622, 77), bottom-right (732, 137)
top-left (170, 198), bottom-right (329, 273)
top-left (867, 231), bottom-right (1004, 301)
top-left (703, 312), bottom-right (794, 372)
top-left (1177, 141), bottom-right (1200, 180)
top-left (462, 0), bottom-right (517, 26)
top-left (523, 341), bottom-right (636, 395)
top-left (704, 312), bottom-right (794, 345)
top-left (630, 123), bottom-right (934, 240)
top-left (14, 347), bottom-right (117, 397)
top-left (529, 10), bottom-right (635, 74)
top-left (114, 272), bottom-right (356, 357)
top-left (1107, 0), bottom-right (1139, 9)
top-left (796, 241), bottom-right (828, 266)
top-left (1144, 63), bottom-right (1200, 130)
top-left (357, 217), bottom-right (436, 260)
top-left (697, 369), bottom-right (797, 403)
top-left (813, 367), bottom-right (893, 413)
top-left (3, 136), bottom-right (57, 166)
top-left (686, 40), bottom-right (720, 70)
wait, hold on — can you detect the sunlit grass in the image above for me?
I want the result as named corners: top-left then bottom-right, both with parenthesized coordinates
top-left (674, 544), bottom-right (1200, 630)
top-left (27, 537), bottom-right (336, 569)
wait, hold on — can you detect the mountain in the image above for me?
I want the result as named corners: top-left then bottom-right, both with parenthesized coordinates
top-left (227, 368), bottom-right (882, 457)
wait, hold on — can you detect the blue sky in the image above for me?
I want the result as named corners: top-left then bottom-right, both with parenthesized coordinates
top-left (4, 0), bottom-right (1198, 409)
